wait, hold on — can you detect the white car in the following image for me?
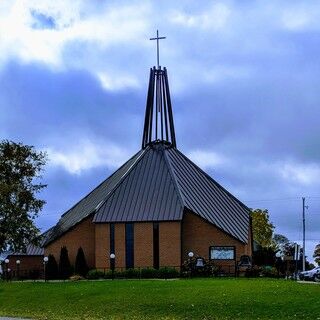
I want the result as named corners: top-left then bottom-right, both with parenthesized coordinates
top-left (299, 267), bottom-right (320, 281)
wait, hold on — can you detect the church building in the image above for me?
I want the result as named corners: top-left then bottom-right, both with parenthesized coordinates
top-left (43, 64), bottom-right (252, 272)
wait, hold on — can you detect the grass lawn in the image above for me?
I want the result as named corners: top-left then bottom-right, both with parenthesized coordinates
top-left (0, 278), bottom-right (319, 320)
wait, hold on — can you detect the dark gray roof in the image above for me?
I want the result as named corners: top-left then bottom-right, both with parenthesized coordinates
top-left (93, 142), bottom-right (250, 243)
top-left (166, 148), bottom-right (250, 243)
top-left (43, 150), bottom-right (145, 246)
top-left (10, 244), bottom-right (44, 256)
top-left (45, 142), bottom-right (250, 245)
top-left (93, 144), bottom-right (183, 223)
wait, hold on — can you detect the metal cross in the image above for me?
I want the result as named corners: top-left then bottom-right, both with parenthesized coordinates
top-left (150, 30), bottom-right (166, 69)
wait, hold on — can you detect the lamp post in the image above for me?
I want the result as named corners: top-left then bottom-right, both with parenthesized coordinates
top-left (43, 256), bottom-right (49, 281)
top-left (4, 259), bottom-right (9, 281)
top-left (110, 253), bottom-right (116, 280)
top-left (275, 252), bottom-right (282, 277)
top-left (16, 260), bottom-right (21, 280)
top-left (188, 252), bottom-right (194, 278)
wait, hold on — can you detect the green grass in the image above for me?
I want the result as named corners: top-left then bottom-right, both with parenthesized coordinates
top-left (0, 278), bottom-right (319, 319)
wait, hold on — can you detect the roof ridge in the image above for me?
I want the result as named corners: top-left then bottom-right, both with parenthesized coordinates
top-left (163, 147), bottom-right (185, 209)
top-left (174, 148), bottom-right (251, 213)
top-left (92, 147), bottom-right (149, 219)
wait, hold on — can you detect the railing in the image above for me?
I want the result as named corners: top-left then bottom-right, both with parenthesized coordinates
top-left (1, 264), bottom-right (239, 281)
top-left (1, 269), bottom-right (44, 281)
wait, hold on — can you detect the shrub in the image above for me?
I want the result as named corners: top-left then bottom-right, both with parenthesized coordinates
top-left (124, 268), bottom-right (140, 279)
top-left (59, 246), bottom-right (72, 279)
top-left (140, 268), bottom-right (159, 278)
top-left (87, 269), bottom-right (105, 279)
top-left (75, 247), bottom-right (89, 277)
top-left (46, 254), bottom-right (59, 280)
top-left (158, 267), bottom-right (179, 279)
top-left (261, 265), bottom-right (278, 277)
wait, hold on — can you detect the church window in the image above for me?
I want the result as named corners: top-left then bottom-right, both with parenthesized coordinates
top-left (153, 222), bottom-right (159, 269)
top-left (125, 223), bottom-right (134, 269)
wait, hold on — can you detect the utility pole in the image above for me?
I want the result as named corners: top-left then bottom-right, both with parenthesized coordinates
top-left (302, 197), bottom-right (307, 271)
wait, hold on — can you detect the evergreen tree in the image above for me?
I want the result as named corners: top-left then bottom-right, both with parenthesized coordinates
top-left (46, 254), bottom-right (58, 280)
top-left (59, 246), bottom-right (72, 279)
top-left (74, 247), bottom-right (89, 277)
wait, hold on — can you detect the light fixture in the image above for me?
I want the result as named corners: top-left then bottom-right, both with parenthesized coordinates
top-left (110, 253), bottom-right (116, 259)
top-left (4, 258), bottom-right (9, 264)
top-left (43, 256), bottom-right (49, 263)
top-left (188, 252), bottom-right (194, 258)
top-left (16, 260), bottom-right (21, 265)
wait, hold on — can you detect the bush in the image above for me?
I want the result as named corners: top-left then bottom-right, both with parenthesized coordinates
top-left (46, 254), bottom-right (59, 280)
top-left (123, 268), bottom-right (140, 279)
top-left (87, 269), bottom-right (105, 279)
top-left (158, 267), bottom-right (179, 279)
top-left (59, 246), bottom-right (72, 279)
top-left (75, 247), bottom-right (89, 277)
top-left (261, 265), bottom-right (278, 277)
top-left (140, 268), bottom-right (159, 278)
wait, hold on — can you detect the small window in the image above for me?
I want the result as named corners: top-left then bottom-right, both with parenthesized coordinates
top-left (210, 246), bottom-right (235, 260)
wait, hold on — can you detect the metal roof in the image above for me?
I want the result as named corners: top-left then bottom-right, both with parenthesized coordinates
top-left (43, 149), bottom-right (145, 246)
top-left (10, 244), bottom-right (44, 256)
top-left (45, 142), bottom-right (250, 245)
top-left (166, 148), bottom-right (250, 243)
top-left (93, 144), bottom-right (183, 223)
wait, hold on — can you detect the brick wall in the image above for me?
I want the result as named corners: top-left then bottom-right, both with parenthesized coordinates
top-left (94, 221), bottom-right (181, 270)
top-left (134, 222), bottom-right (153, 268)
top-left (95, 224), bottom-right (109, 269)
top-left (182, 212), bottom-right (252, 265)
top-left (5, 255), bottom-right (43, 273)
top-left (159, 221), bottom-right (181, 267)
top-left (44, 216), bottom-right (95, 268)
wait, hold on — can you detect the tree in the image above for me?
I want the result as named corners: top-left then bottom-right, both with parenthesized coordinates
top-left (313, 243), bottom-right (320, 266)
top-left (273, 233), bottom-right (290, 252)
top-left (46, 254), bottom-right (59, 280)
top-left (59, 246), bottom-right (72, 279)
top-left (0, 140), bottom-right (47, 253)
top-left (75, 247), bottom-right (89, 277)
top-left (251, 209), bottom-right (275, 248)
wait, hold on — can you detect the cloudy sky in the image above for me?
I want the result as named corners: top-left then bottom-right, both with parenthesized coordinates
top-left (1, 0), bottom-right (319, 262)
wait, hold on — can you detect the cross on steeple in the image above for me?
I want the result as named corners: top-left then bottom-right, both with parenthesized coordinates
top-left (150, 30), bottom-right (166, 69)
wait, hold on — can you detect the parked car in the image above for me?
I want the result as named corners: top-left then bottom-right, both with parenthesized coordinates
top-left (299, 267), bottom-right (320, 281)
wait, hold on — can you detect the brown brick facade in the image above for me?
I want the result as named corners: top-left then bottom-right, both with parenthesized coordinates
top-left (159, 221), bottom-right (181, 267)
top-left (94, 221), bottom-right (181, 269)
top-left (44, 216), bottom-right (95, 268)
top-left (182, 211), bottom-right (252, 265)
top-left (95, 224), bottom-right (109, 269)
top-left (43, 212), bottom-right (251, 271)
top-left (5, 255), bottom-right (43, 274)
top-left (134, 222), bottom-right (153, 268)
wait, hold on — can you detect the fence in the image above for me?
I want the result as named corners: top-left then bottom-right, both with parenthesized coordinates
top-left (1, 263), bottom-right (238, 281)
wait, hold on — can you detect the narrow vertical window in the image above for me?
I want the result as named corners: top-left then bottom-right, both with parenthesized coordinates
top-left (110, 223), bottom-right (115, 269)
top-left (125, 223), bottom-right (134, 269)
top-left (110, 223), bottom-right (115, 254)
top-left (153, 222), bottom-right (159, 269)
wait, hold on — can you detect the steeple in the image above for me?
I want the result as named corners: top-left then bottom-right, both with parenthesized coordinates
top-left (142, 66), bottom-right (177, 149)
top-left (142, 31), bottom-right (176, 149)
